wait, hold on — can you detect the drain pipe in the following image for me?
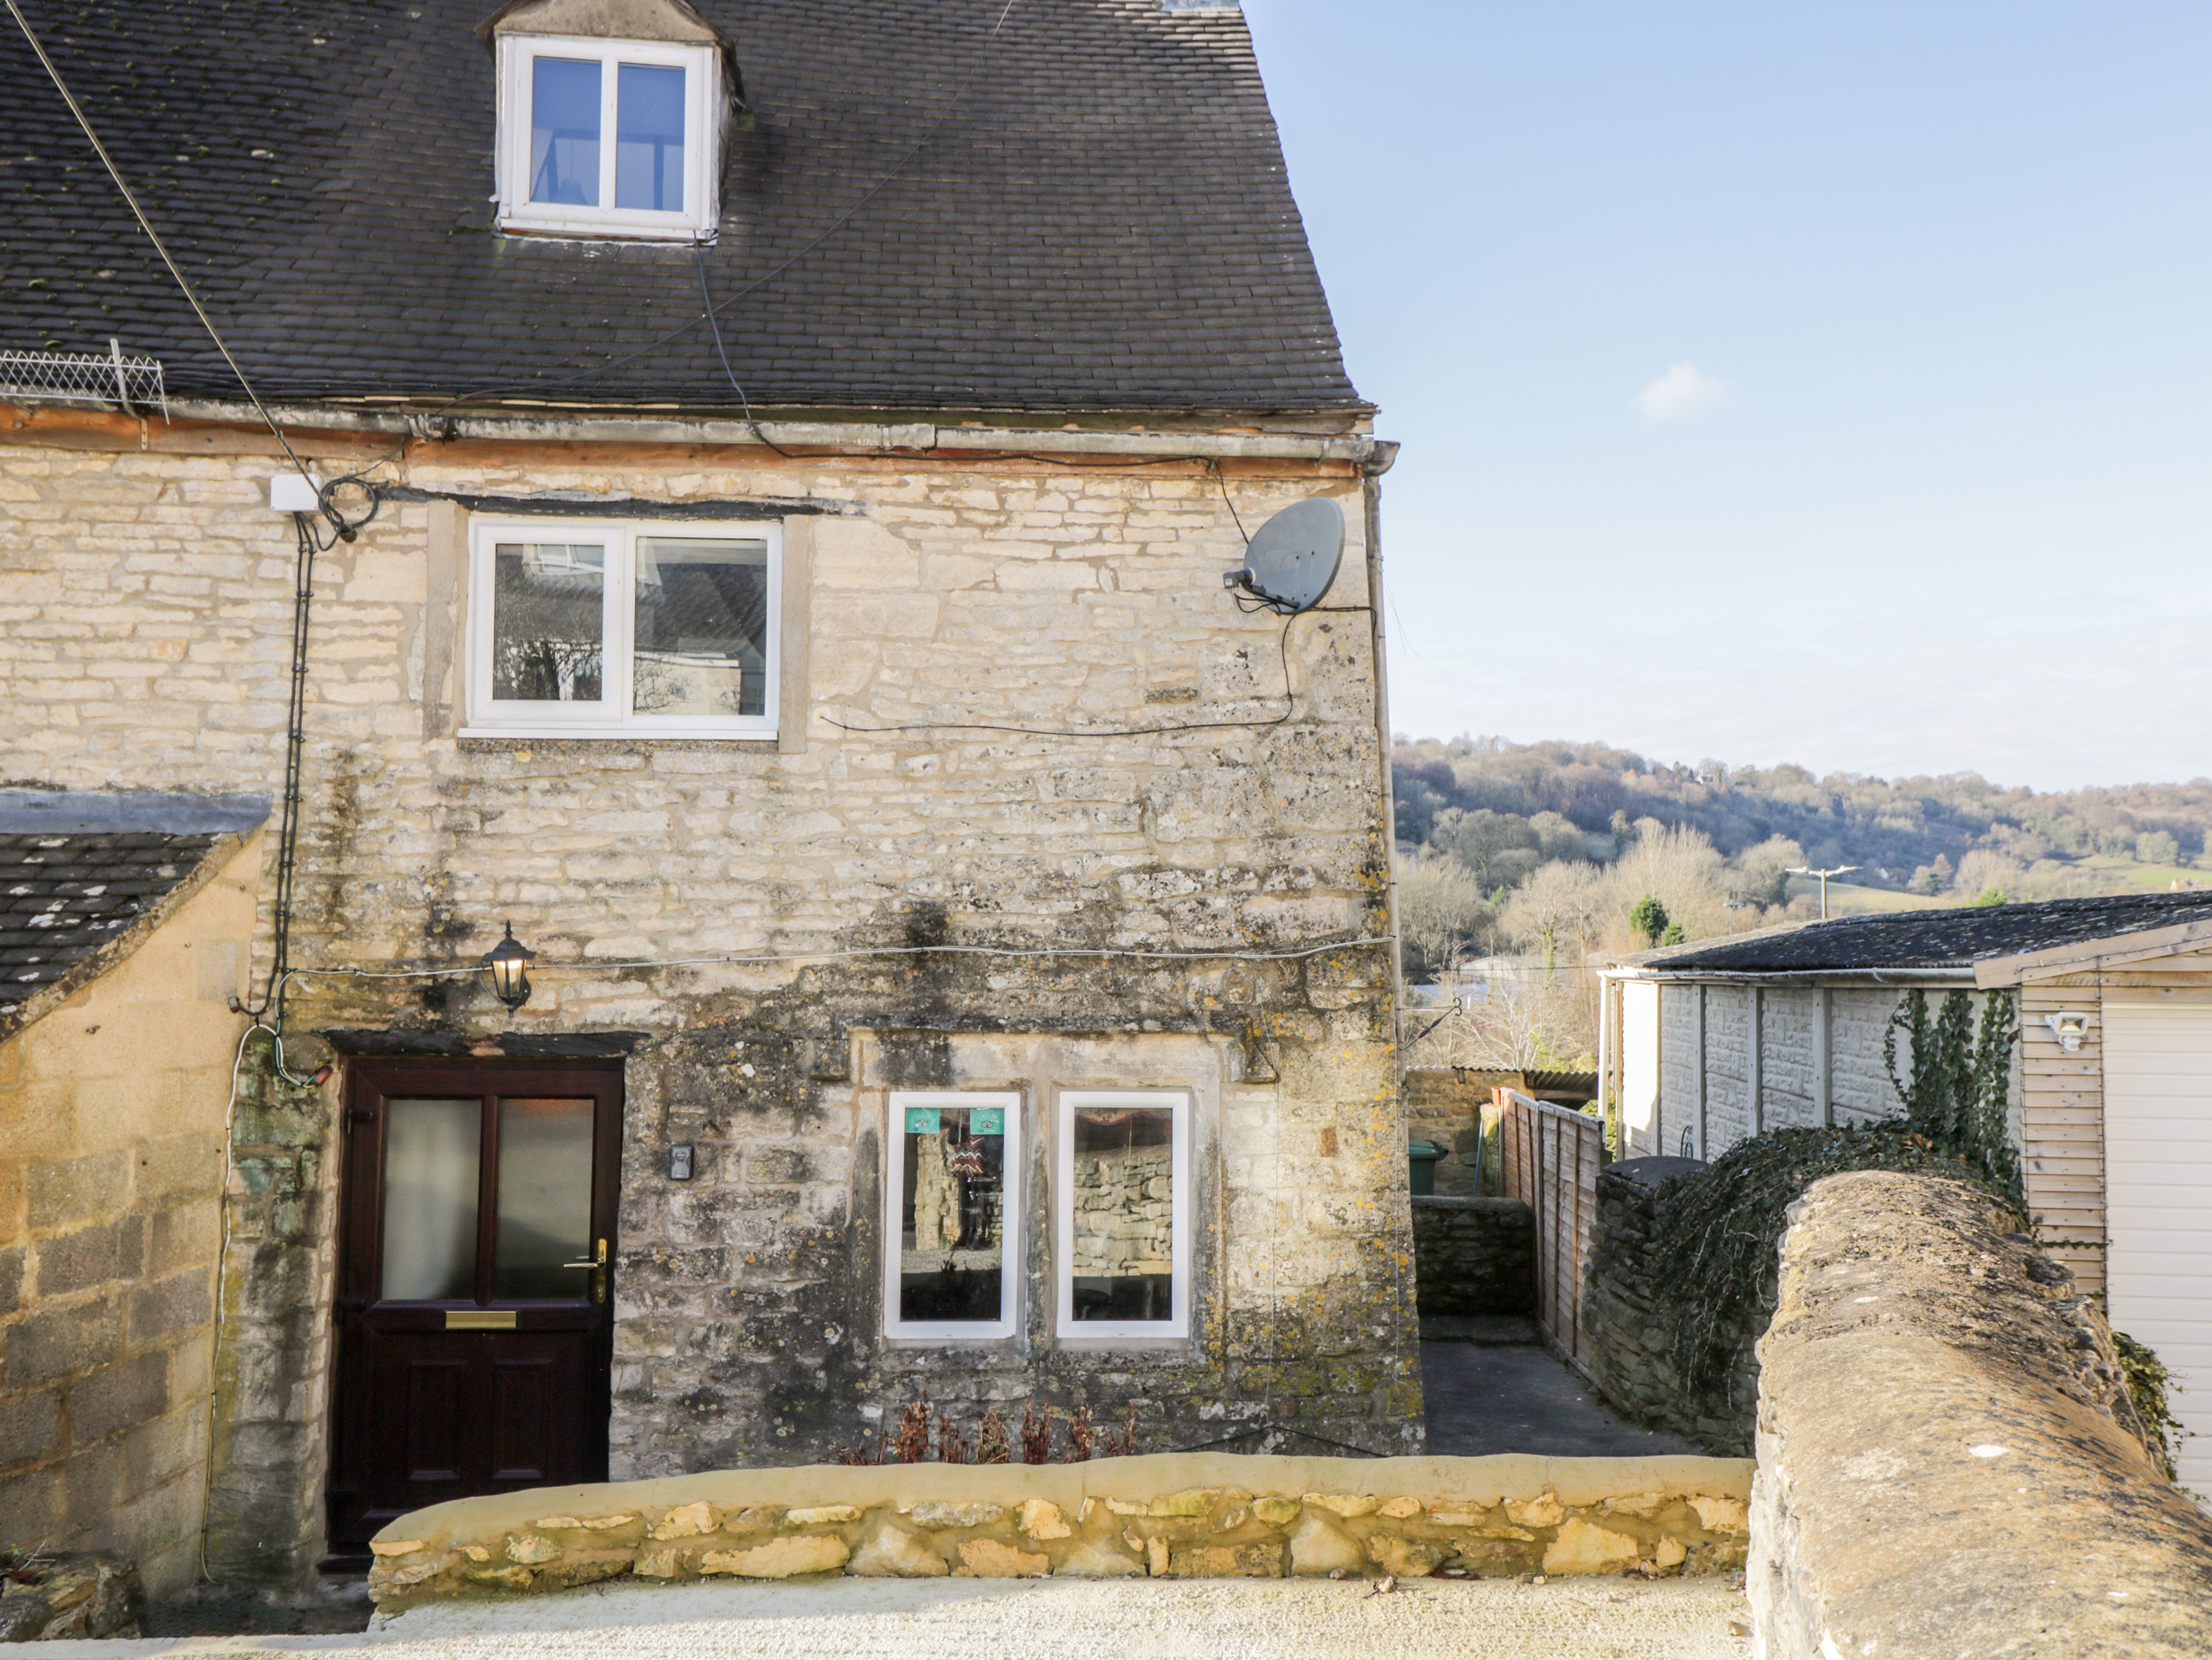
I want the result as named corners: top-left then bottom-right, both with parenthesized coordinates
top-left (1362, 442), bottom-right (1404, 1052)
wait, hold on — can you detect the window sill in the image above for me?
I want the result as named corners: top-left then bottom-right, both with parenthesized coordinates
top-left (457, 729), bottom-right (781, 753)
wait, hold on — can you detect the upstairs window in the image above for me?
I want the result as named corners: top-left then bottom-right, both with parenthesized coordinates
top-left (464, 517), bottom-right (780, 737)
top-left (497, 35), bottom-right (720, 239)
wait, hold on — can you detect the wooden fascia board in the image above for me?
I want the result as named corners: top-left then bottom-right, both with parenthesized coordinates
top-left (1974, 918), bottom-right (2212, 987)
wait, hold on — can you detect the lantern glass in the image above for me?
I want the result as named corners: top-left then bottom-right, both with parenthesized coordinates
top-left (480, 923), bottom-right (537, 1010)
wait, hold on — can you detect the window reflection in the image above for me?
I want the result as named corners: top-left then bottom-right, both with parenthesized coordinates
top-left (615, 63), bottom-right (685, 211)
top-left (632, 538), bottom-right (768, 717)
top-left (494, 1098), bottom-right (594, 1301)
top-left (1069, 1106), bottom-right (1174, 1322)
top-left (493, 543), bottom-right (605, 702)
top-left (897, 1104), bottom-right (1006, 1324)
top-left (530, 57), bottom-right (601, 205)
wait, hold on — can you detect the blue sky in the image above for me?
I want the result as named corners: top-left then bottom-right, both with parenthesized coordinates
top-left (1242, 2), bottom-right (2211, 791)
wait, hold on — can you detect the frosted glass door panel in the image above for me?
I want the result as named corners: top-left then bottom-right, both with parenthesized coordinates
top-left (495, 1098), bottom-right (595, 1300)
top-left (382, 1099), bottom-right (482, 1301)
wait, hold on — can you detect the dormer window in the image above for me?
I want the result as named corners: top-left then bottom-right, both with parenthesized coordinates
top-left (495, 33), bottom-right (721, 240)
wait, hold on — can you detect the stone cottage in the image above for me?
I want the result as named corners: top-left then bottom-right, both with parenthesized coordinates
top-left (0, 0), bottom-right (1412, 1587)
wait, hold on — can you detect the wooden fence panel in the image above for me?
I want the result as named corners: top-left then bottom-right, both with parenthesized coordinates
top-left (1494, 1087), bottom-right (1605, 1370)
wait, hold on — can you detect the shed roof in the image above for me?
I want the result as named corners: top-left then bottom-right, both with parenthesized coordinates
top-left (1627, 892), bottom-right (2212, 977)
top-left (0, 832), bottom-right (228, 1021)
top-left (0, 0), bottom-right (1360, 418)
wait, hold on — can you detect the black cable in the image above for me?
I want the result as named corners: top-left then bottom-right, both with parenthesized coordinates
top-left (427, 0), bottom-right (1024, 421)
top-left (244, 510), bottom-right (321, 1017)
top-left (824, 605), bottom-right (1366, 741)
top-left (692, 241), bottom-right (795, 459)
top-left (4, 0), bottom-right (321, 494)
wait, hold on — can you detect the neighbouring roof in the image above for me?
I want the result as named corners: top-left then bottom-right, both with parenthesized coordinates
top-left (1632, 892), bottom-right (2212, 977)
top-left (0, 833), bottom-right (225, 1018)
top-left (0, 792), bottom-right (267, 1023)
top-left (0, 0), bottom-right (1360, 417)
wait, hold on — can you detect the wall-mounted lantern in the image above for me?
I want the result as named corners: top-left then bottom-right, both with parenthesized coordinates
top-left (480, 923), bottom-right (537, 1010)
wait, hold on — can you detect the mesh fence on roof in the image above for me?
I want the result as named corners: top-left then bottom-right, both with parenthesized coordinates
top-left (0, 344), bottom-right (167, 418)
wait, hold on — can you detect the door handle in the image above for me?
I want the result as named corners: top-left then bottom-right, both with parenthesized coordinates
top-left (562, 1238), bottom-right (608, 1305)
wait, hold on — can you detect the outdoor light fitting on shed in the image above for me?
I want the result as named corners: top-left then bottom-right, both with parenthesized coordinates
top-left (480, 923), bottom-right (537, 1009)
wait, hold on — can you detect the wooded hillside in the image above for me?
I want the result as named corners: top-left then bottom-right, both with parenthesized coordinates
top-left (1394, 735), bottom-right (2212, 985)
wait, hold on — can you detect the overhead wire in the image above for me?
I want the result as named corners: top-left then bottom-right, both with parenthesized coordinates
top-left (3, 0), bottom-right (322, 496)
top-left (429, 0), bottom-right (1025, 421)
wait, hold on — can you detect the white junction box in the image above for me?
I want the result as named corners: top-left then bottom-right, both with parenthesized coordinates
top-left (269, 474), bottom-right (321, 513)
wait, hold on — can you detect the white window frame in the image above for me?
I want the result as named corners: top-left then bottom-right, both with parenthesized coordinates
top-left (1056, 1090), bottom-right (1191, 1340)
top-left (463, 516), bottom-right (781, 739)
top-left (884, 1091), bottom-right (1022, 1342)
top-left (495, 33), bottom-right (721, 241)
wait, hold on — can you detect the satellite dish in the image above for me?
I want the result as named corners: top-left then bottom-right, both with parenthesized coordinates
top-left (1221, 498), bottom-right (1345, 614)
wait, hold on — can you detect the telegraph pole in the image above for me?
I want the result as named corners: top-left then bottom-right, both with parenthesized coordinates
top-left (1788, 865), bottom-right (1860, 921)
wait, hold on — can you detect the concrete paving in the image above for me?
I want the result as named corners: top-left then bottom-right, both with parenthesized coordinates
top-left (1422, 1341), bottom-right (1704, 1457)
top-left (13, 1577), bottom-right (1752, 1659)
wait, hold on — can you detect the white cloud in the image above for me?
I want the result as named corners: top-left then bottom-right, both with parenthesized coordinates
top-left (1636, 361), bottom-right (1729, 421)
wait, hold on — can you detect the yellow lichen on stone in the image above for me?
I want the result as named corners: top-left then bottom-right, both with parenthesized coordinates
top-left (958, 1539), bottom-right (1049, 1578)
top-left (850, 1520), bottom-right (948, 1579)
top-left (1541, 1517), bottom-right (1641, 1577)
top-left (1147, 1489), bottom-right (1221, 1517)
top-left (700, 1536), bottom-right (851, 1579)
top-left (651, 1502), bottom-right (716, 1540)
top-left (1506, 1493), bottom-right (1565, 1527)
top-left (907, 1502), bottom-right (1004, 1528)
top-left (1302, 1493), bottom-right (1380, 1518)
top-left (1168, 1541), bottom-right (1283, 1578)
top-left (1017, 1499), bottom-right (1071, 1540)
top-left (1251, 1497), bottom-right (1302, 1526)
top-left (785, 1506), bottom-right (862, 1525)
top-left (1288, 1510), bottom-right (1366, 1577)
top-left (1057, 1538), bottom-right (1144, 1578)
top-left (1365, 1533), bottom-right (1447, 1577)
top-left (1690, 1496), bottom-right (1747, 1535)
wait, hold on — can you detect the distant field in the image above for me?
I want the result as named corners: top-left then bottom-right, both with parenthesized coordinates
top-left (2070, 854), bottom-right (2208, 893)
top-left (1783, 877), bottom-right (1944, 916)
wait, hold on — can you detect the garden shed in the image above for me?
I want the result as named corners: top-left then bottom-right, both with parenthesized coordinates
top-left (1597, 892), bottom-right (2212, 1494)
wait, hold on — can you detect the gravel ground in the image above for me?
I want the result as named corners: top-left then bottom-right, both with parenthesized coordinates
top-left (12, 1576), bottom-right (1752, 1659)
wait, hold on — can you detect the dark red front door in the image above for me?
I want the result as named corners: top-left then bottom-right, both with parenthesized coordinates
top-left (327, 1059), bottom-right (622, 1560)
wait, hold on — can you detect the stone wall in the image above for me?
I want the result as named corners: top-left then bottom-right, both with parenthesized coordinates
top-left (0, 835), bottom-right (259, 1595)
top-left (1578, 1156), bottom-right (1757, 1457)
top-left (363, 1451), bottom-right (1754, 1606)
top-left (1408, 1198), bottom-right (1533, 1317)
top-left (1749, 1171), bottom-right (2212, 1658)
top-left (1402, 1069), bottom-right (1520, 1196)
top-left (1068, 1146), bottom-right (1172, 1280)
top-left (0, 416), bottom-right (1408, 1573)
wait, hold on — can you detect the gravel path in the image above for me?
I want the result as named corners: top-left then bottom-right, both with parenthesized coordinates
top-left (18, 1577), bottom-right (1752, 1660)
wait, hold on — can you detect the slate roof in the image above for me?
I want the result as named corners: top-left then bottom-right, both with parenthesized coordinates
top-left (1637, 892), bottom-right (2212, 977)
top-left (0, 832), bottom-right (224, 1018)
top-left (0, 0), bottom-right (1360, 417)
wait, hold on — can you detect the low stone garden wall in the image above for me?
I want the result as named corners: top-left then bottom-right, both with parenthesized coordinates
top-left (1750, 1172), bottom-right (2212, 1658)
top-left (1579, 1156), bottom-right (1759, 1455)
top-left (367, 1452), bottom-right (1752, 1609)
top-left (1409, 1197), bottom-right (1534, 1316)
